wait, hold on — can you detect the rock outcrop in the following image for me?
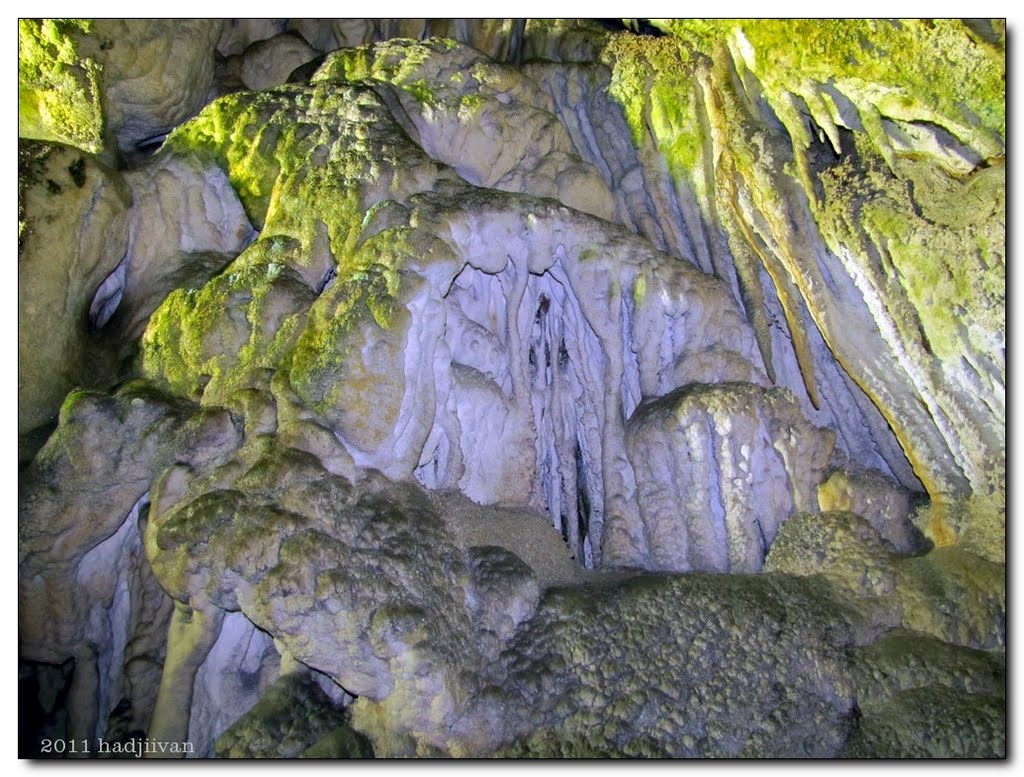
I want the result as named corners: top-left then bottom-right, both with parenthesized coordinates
top-left (18, 19), bottom-right (1004, 760)
top-left (598, 20), bottom-right (1004, 510)
top-left (19, 20), bottom-right (223, 156)
top-left (619, 382), bottom-right (834, 572)
top-left (18, 143), bottom-right (130, 442)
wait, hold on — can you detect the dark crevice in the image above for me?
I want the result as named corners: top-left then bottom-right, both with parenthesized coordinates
top-left (574, 435), bottom-right (592, 562)
top-left (593, 19), bottom-right (667, 37)
top-left (287, 53), bottom-right (328, 84)
top-left (134, 133), bottom-right (169, 155)
top-left (19, 657), bottom-right (76, 758)
top-left (806, 125), bottom-right (855, 178)
top-left (317, 266), bottom-right (337, 295)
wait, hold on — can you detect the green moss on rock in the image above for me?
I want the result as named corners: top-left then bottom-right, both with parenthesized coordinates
top-left (842, 687), bottom-right (1004, 758)
top-left (19, 19), bottom-right (104, 153)
top-left (497, 572), bottom-right (857, 758)
top-left (648, 20), bottom-right (1004, 157)
top-left (215, 672), bottom-right (354, 758)
top-left (141, 239), bottom-right (314, 403)
top-left (850, 629), bottom-right (1004, 709)
top-left (818, 142), bottom-right (1004, 368)
top-left (601, 20), bottom-right (1004, 502)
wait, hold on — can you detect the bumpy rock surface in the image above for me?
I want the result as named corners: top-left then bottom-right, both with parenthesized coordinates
top-left (818, 468), bottom-right (921, 552)
top-left (18, 142), bottom-right (130, 442)
top-left (766, 512), bottom-right (1005, 650)
top-left (82, 20), bottom-right (224, 153)
top-left (620, 382), bottom-right (834, 572)
top-left (18, 20), bottom-right (1004, 760)
top-left (18, 21), bottom-right (104, 152)
top-left (135, 70), bottom-right (771, 569)
top-left (491, 573), bottom-right (860, 758)
top-left (19, 20), bottom-right (223, 156)
top-left (19, 384), bottom-right (240, 746)
top-left (844, 630), bottom-right (1005, 757)
top-left (215, 671), bottom-right (369, 758)
top-left (601, 20), bottom-right (1005, 510)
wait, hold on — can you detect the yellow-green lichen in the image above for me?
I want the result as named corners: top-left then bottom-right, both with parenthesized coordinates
top-left (601, 20), bottom-right (1003, 498)
top-left (654, 20), bottom-right (1004, 153)
top-left (816, 135), bottom-right (1004, 366)
top-left (287, 227), bottom-right (414, 413)
top-left (631, 274), bottom-right (647, 307)
top-left (331, 39), bottom-right (501, 129)
top-left (19, 19), bottom-right (104, 153)
top-left (141, 241), bottom-right (313, 403)
top-left (165, 82), bottom-right (431, 267)
top-left (601, 19), bottom-right (1004, 240)
top-left (147, 79), bottom-right (450, 421)
top-left (842, 686), bottom-right (1005, 758)
top-left (602, 35), bottom-right (707, 195)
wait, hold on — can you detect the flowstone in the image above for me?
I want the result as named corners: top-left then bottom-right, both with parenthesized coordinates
top-left (18, 20), bottom-right (1003, 760)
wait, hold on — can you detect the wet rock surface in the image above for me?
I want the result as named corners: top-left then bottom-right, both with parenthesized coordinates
top-left (19, 20), bottom-right (1004, 759)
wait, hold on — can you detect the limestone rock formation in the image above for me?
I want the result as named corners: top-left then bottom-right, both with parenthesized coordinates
top-left (18, 19), bottom-right (1004, 760)
top-left (18, 142), bottom-right (130, 443)
top-left (17, 141), bottom-right (255, 458)
top-left (19, 384), bottom-right (240, 746)
top-left (19, 20), bottom-right (223, 157)
top-left (766, 511), bottom-right (1005, 650)
top-left (492, 573), bottom-right (859, 758)
top-left (118, 154), bottom-right (257, 344)
top-left (600, 20), bottom-right (1005, 512)
top-left (216, 19), bottom-right (289, 58)
top-left (818, 468), bottom-right (921, 552)
top-left (83, 20), bottom-right (224, 154)
top-left (620, 383), bottom-right (834, 572)
top-left (18, 20), bottom-right (104, 152)
top-left (239, 33), bottom-right (320, 92)
top-left (214, 670), bottom-right (368, 758)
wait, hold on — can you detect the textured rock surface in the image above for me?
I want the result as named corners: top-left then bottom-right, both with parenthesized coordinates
top-left (18, 20), bottom-right (1004, 760)
top-left (319, 39), bottom-right (616, 221)
top-left (240, 33), bottom-right (319, 92)
top-left (217, 19), bottom-right (288, 58)
top-left (135, 72), bottom-right (770, 568)
top-left (19, 20), bottom-right (223, 156)
top-left (619, 382), bottom-right (834, 572)
top-left (82, 19), bottom-right (223, 153)
top-left (490, 573), bottom-right (860, 758)
top-left (18, 385), bottom-right (240, 746)
top-left (214, 671), bottom-right (367, 758)
top-left (18, 142), bottom-right (130, 441)
top-left (766, 512), bottom-right (1005, 650)
top-left (186, 611), bottom-right (279, 757)
top-left (601, 20), bottom-right (1005, 507)
top-left (841, 687), bottom-right (1005, 758)
top-left (117, 154), bottom-right (256, 343)
top-left (818, 468), bottom-right (920, 552)
top-left (18, 20), bottom-right (104, 152)
top-left (844, 632), bottom-right (1005, 756)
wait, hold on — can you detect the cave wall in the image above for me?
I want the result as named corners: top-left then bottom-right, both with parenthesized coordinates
top-left (18, 18), bottom-right (1004, 759)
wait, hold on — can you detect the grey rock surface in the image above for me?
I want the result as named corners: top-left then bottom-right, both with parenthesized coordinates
top-left (620, 382), bottom-right (834, 572)
top-left (240, 33), bottom-right (319, 93)
top-left (82, 20), bottom-right (224, 153)
top-left (17, 23), bottom-right (1004, 760)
